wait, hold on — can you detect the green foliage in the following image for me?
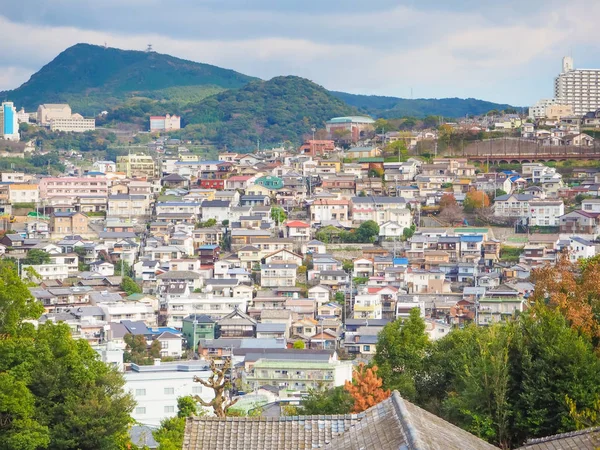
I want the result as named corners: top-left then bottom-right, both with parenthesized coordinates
top-left (297, 386), bottom-right (354, 415)
top-left (402, 224), bottom-right (416, 240)
top-left (120, 276), bottom-right (142, 295)
top-left (335, 291), bottom-right (346, 304)
top-left (177, 396), bottom-right (199, 418)
top-left (0, 261), bottom-right (44, 335)
top-left (153, 417), bottom-right (186, 450)
top-left (355, 220), bottom-right (380, 242)
top-left (494, 189), bottom-right (507, 198)
top-left (330, 91), bottom-right (514, 119)
top-left (293, 340), bottom-right (306, 350)
top-left (374, 308), bottom-right (430, 400)
top-left (22, 249), bottom-right (51, 265)
top-left (270, 207), bottom-right (287, 226)
top-left (499, 246), bottom-right (523, 262)
top-left (114, 260), bottom-right (132, 277)
top-left (196, 218), bottom-right (217, 228)
top-left (0, 152), bottom-right (64, 175)
top-left (184, 76), bottom-right (357, 150)
top-left (4, 43), bottom-right (256, 114)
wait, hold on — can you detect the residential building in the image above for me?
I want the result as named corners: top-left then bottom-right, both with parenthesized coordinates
top-left (310, 199), bottom-right (350, 223)
top-left (108, 195), bottom-right (152, 218)
top-left (528, 200), bottom-right (564, 227)
top-left (117, 154), bottom-right (159, 179)
top-left (260, 263), bottom-right (297, 287)
top-left (125, 362), bottom-right (213, 426)
top-left (40, 177), bottom-right (109, 200)
top-left (555, 56), bottom-right (600, 116)
top-left (49, 212), bottom-right (89, 236)
top-left (8, 184), bottom-right (39, 204)
top-left (326, 116), bottom-right (375, 142)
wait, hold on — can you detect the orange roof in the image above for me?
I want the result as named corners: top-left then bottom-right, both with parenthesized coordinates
top-left (313, 199), bottom-right (349, 206)
top-left (285, 220), bottom-right (310, 228)
top-left (9, 184), bottom-right (37, 190)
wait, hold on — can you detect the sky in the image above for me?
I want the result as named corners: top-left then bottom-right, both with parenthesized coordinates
top-left (1, 0), bottom-right (600, 105)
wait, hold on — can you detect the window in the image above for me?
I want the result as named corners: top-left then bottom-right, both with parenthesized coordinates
top-left (192, 386), bottom-right (203, 394)
top-left (135, 407), bottom-right (146, 414)
top-left (164, 387), bottom-right (174, 395)
top-left (164, 406), bottom-right (175, 413)
top-left (135, 389), bottom-right (146, 396)
top-left (161, 341), bottom-right (169, 349)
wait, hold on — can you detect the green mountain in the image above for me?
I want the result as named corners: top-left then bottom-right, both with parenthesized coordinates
top-left (179, 76), bottom-right (358, 150)
top-left (330, 91), bottom-right (515, 118)
top-left (0, 43), bottom-right (258, 114)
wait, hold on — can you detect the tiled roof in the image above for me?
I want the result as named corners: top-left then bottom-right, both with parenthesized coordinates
top-left (517, 427), bottom-right (600, 450)
top-left (182, 391), bottom-right (500, 450)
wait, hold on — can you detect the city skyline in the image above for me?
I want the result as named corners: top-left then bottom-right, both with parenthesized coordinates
top-left (2, 0), bottom-right (600, 105)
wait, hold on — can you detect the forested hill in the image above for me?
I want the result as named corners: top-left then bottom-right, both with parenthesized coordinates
top-left (0, 43), bottom-right (258, 114)
top-left (178, 76), bottom-right (358, 150)
top-left (330, 91), bottom-right (515, 118)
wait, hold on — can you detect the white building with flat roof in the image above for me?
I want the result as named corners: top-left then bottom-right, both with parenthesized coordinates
top-left (125, 361), bottom-right (214, 426)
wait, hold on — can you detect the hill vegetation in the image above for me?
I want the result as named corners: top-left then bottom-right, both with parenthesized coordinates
top-left (0, 43), bottom-right (257, 114)
top-left (330, 91), bottom-right (516, 118)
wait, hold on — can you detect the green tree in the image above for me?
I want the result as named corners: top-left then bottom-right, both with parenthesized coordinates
top-left (114, 260), bottom-right (132, 277)
top-left (120, 276), bottom-right (142, 295)
top-left (0, 373), bottom-right (50, 450)
top-left (293, 340), bottom-right (306, 350)
top-left (335, 291), bottom-right (345, 304)
top-left (22, 249), bottom-right (51, 265)
top-left (297, 386), bottom-right (354, 415)
top-left (402, 224), bottom-right (416, 240)
top-left (270, 207), bottom-right (287, 226)
top-left (153, 396), bottom-right (202, 450)
top-left (355, 220), bottom-right (380, 243)
top-left (0, 261), bottom-right (44, 335)
top-left (27, 323), bottom-right (135, 449)
top-left (373, 308), bottom-right (430, 400)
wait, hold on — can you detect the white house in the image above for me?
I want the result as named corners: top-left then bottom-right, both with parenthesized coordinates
top-left (528, 200), bottom-right (565, 227)
top-left (563, 237), bottom-right (596, 262)
top-left (154, 331), bottom-right (183, 358)
top-left (379, 221), bottom-right (408, 240)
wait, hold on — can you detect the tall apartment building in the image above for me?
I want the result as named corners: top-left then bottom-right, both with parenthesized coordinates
top-left (555, 56), bottom-right (600, 116)
top-left (117, 154), bottom-right (159, 179)
top-left (0, 102), bottom-right (20, 141)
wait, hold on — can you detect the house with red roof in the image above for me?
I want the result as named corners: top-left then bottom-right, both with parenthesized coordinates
top-left (284, 220), bottom-right (310, 240)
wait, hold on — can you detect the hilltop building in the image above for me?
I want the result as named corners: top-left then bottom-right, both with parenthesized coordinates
top-left (37, 104), bottom-right (72, 125)
top-left (150, 114), bottom-right (181, 132)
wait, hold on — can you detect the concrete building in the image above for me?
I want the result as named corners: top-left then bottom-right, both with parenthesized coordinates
top-left (37, 104), bottom-right (72, 125)
top-left (326, 116), bottom-right (375, 142)
top-left (8, 184), bottom-right (39, 204)
top-left (125, 361), bottom-right (213, 426)
top-left (49, 114), bottom-right (95, 132)
top-left (117, 154), bottom-right (159, 179)
top-left (555, 56), bottom-right (600, 116)
top-left (0, 102), bottom-right (19, 141)
top-left (150, 114), bottom-right (181, 132)
top-left (39, 177), bottom-right (109, 200)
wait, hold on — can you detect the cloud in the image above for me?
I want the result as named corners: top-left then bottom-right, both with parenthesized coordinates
top-left (1, 1), bottom-right (600, 105)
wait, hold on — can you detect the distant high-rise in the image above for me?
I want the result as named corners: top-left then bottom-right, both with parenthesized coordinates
top-left (555, 56), bottom-right (600, 116)
top-left (0, 102), bottom-right (20, 141)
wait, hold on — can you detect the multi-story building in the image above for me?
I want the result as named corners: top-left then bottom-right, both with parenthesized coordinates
top-left (244, 355), bottom-right (353, 393)
top-left (325, 116), bottom-right (375, 142)
top-left (107, 194), bottom-right (152, 218)
top-left (8, 184), bottom-right (39, 204)
top-left (117, 154), bottom-right (159, 179)
top-left (125, 362), bottom-right (213, 426)
top-left (555, 56), bottom-right (600, 116)
top-left (49, 114), bottom-right (95, 132)
top-left (150, 114), bottom-right (181, 132)
top-left (49, 211), bottom-right (89, 236)
top-left (37, 104), bottom-right (72, 125)
top-left (0, 102), bottom-right (19, 141)
top-left (39, 177), bottom-right (109, 200)
top-left (260, 263), bottom-right (297, 288)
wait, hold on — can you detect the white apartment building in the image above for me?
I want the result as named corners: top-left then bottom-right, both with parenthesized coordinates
top-left (166, 294), bottom-right (248, 328)
top-left (22, 263), bottom-right (69, 282)
top-left (528, 200), bottom-right (565, 227)
top-left (555, 56), bottom-right (600, 116)
top-left (352, 293), bottom-right (383, 320)
top-left (528, 99), bottom-right (560, 119)
top-left (125, 361), bottom-right (213, 426)
top-left (97, 301), bottom-right (157, 327)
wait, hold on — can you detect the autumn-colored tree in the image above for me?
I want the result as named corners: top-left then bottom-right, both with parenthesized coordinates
top-left (439, 204), bottom-right (464, 225)
top-left (463, 189), bottom-right (491, 212)
top-left (530, 252), bottom-right (600, 344)
top-left (193, 358), bottom-right (238, 418)
top-left (439, 193), bottom-right (457, 209)
top-left (344, 363), bottom-right (391, 413)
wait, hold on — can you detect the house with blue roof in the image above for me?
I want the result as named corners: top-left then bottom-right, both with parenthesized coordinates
top-left (459, 235), bottom-right (484, 262)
